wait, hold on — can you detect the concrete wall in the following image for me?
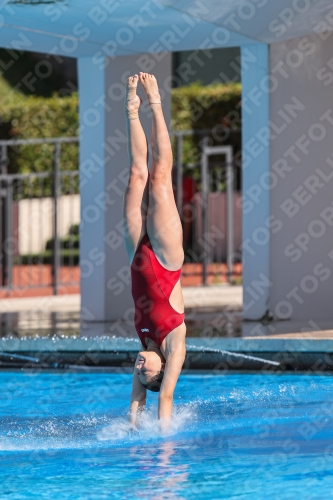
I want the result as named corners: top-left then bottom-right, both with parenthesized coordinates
top-left (269, 33), bottom-right (333, 320)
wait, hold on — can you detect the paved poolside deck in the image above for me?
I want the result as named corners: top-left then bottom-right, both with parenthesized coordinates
top-left (0, 286), bottom-right (332, 370)
top-left (0, 285), bottom-right (243, 313)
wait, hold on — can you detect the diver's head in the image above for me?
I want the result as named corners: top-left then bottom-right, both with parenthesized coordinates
top-left (136, 351), bottom-right (165, 392)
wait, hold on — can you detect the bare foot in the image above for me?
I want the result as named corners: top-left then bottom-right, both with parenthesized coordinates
top-left (125, 75), bottom-right (141, 119)
top-left (139, 72), bottom-right (161, 105)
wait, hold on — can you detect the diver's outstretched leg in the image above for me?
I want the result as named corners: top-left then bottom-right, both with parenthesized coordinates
top-left (122, 74), bottom-right (149, 264)
top-left (139, 72), bottom-right (184, 271)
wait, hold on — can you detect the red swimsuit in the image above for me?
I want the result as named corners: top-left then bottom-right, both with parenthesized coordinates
top-left (130, 233), bottom-right (185, 349)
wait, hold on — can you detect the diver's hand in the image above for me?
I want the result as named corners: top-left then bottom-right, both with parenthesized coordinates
top-left (127, 423), bottom-right (140, 435)
top-left (159, 417), bottom-right (171, 436)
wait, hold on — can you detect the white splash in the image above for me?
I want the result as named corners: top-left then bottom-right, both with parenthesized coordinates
top-left (0, 405), bottom-right (197, 451)
top-left (97, 405), bottom-right (196, 442)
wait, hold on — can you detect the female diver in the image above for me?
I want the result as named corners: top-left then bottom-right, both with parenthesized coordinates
top-left (122, 72), bottom-right (186, 431)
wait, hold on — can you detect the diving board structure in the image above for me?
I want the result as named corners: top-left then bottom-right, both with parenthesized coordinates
top-left (1, 0), bottom-right (333, 323)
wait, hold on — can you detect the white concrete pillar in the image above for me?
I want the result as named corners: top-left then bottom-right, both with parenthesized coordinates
top-left (78, 53), bottom-right (172, 323)
top-left (241, 44), bottom-right (270, 320)
top-left (269, 34), bottom-right (333, 321)
top-left (78, 57), bottom-right (106, 322)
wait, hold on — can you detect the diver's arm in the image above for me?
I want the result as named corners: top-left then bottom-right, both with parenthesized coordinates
top-left (158, 343), bottom-right (186, 431)
top-left (129, 357), bottom-right (147, 428)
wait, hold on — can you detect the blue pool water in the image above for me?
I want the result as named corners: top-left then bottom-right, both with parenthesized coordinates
top-left (1, 371), bottom-right (333, 499)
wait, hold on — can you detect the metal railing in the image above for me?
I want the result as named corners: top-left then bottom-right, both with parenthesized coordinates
top-left (0, 130), bottom-right (241, 295)
top-left (0, 137), bottom-right (79, 295)
top-left (171, 129), bottom-right (242, 286)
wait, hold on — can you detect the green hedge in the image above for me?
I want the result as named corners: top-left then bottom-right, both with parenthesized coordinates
top-left (0, 82), bottom-right (241, 195)
top-left (45, 223), bottom-right (79, 251)
top-left (45, 236), bottom-right (79, 251)
top-left (15, 249), bottom-right (79, 266)
top-left (171, 82), bottom-right (242, 187)
top-left (171, 81), bottom-right (241, 131)
top-left (0, 92), bottom-right (79, 197)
